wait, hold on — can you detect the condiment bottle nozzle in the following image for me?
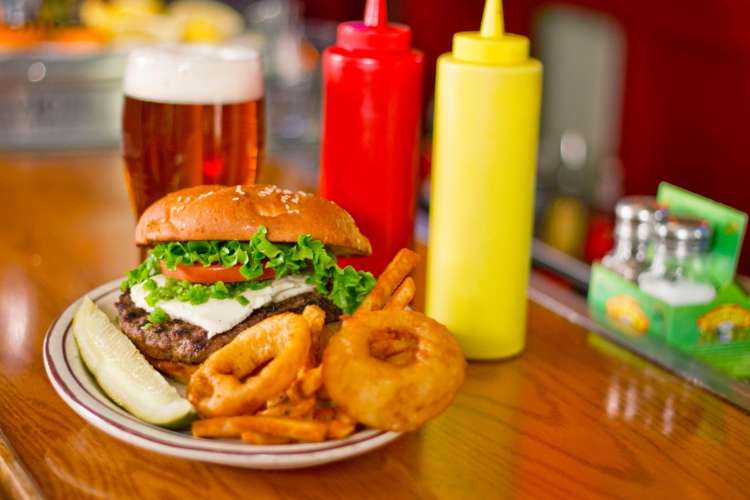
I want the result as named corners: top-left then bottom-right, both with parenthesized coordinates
top-left (364, 0), bottom-right (387, 28)
top-left (453, 0), bottom-right (528, 65)
top-left (480, 0), bottom-right (504, 37)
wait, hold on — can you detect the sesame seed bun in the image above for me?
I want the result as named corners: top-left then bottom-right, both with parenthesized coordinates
top-left (134, 184), bottom-right (372, 256)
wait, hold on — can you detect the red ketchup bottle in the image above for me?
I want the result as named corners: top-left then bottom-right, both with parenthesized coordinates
top-left (319, 0), bottom-right (424, 275)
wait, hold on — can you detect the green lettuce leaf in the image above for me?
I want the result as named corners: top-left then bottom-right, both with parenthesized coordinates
top-left (121, 226), bottom-right (375, 315)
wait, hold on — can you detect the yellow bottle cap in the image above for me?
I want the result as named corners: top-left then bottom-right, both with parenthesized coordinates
top-left (452, 0), bottom-right (529, 65)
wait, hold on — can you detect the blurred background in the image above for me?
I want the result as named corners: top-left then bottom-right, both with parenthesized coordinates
top-left (2, 0), bottom-right (748, 274)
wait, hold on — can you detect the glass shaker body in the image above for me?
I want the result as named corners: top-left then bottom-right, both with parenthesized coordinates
top-left (646, 242), bottom-right (712, 284)
top-left (638, 216), bottom-right (716, 306)
top-left (602, 196), bottom-right (667, 282)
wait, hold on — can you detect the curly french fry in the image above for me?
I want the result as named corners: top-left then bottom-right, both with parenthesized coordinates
top-left (385, 277), bottom-right (416, 310)
top-left (356, 248), bottom-right (420, 315)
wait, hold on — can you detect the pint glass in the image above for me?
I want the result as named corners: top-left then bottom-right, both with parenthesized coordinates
top-left (122, 45), bottom-right (264, 217)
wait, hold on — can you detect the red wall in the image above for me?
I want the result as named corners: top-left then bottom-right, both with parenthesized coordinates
top-left (305, 0), bottom-right (750, 271)
top-left (406, 0), bottom-right (750, 272)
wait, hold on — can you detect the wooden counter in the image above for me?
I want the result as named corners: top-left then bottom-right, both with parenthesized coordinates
top-left (1, 152), bottom-right (749, 499)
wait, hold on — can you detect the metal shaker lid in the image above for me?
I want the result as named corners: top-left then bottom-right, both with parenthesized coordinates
top-left (615, 196), bottom-right (668, 224)
top-left (655, 216), bottom-right (712, 244)
top-left (614, 196), bottom-right (668, 241)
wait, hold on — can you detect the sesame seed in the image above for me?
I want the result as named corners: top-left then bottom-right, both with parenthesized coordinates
top-left (258, 186), bottom-right (275, 197)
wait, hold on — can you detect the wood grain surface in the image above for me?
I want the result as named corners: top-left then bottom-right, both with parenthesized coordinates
top-left (1, 152), bottom-right (750, 499)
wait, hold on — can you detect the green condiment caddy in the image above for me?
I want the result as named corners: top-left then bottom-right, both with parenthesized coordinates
top-left (588, 183), bottom-right (750, 378)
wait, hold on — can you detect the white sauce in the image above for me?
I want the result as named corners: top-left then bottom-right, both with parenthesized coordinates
top-left (637, 276), bottom-right (716, 306)
top-left (130, 275), bottom-right (314, 338)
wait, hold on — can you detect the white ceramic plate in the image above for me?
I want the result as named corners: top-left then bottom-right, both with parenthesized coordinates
top-left (43, 279), bottom-right (401, 469)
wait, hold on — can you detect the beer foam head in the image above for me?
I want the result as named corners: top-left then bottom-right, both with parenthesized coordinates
top-left (124, 45), bottom-right (263, 104)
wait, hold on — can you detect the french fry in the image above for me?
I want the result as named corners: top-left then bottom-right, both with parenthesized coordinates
top-left (385, 277), bottom-right (416, 310)
top-left (328, 409), bottom-right (357, 439)
top-left (240, 431), bottom-right (292, 445)
top-left (259, 397), bottom-right (316, 418)
top-left (299, 366), bottom-right (323, 397)
top-left (194, 415), bottom-right (328, 442)
top-left (265, 392), bottom-right (289, 409)
top-left (193, 417), bottom-right (246, 438)
top-left (313, 407), bottom-right (336, 422)
top-left (356, 249), bottom-right (420, 315)
top-left (285, 380), bottom-right (305, 403)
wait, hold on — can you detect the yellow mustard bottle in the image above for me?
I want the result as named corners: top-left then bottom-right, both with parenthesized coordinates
top-left (426, 0), bottom-right (542, 359)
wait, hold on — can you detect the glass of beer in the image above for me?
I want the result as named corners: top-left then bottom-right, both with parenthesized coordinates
top-left (122, 45), bottom-right (264, 217)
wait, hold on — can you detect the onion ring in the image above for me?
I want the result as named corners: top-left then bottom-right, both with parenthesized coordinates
top-left (322, 309), bottom-right (465, 432)
top-left (187, 306), bottom-right (323, 417)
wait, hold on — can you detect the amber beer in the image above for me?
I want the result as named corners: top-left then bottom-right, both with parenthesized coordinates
top-left (122, 45), bottom-right (264, 216)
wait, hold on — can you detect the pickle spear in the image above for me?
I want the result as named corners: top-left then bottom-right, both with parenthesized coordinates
top-left (72, 296), bottom-right (195, 428)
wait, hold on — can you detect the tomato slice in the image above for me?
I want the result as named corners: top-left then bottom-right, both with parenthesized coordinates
top-left (160, 261), bottom-right (275, 284)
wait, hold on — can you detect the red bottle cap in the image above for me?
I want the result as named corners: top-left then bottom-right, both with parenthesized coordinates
top-left (336, 0), bottom-right (411, 52)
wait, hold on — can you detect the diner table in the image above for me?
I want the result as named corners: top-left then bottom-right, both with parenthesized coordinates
top-left (1, 151), bottom-right (750, 500)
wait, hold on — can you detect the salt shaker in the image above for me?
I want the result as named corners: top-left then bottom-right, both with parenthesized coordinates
top-left (602, 196), bottom-right (667, 281)
top-left (637, 216), bottom-right (716, 305)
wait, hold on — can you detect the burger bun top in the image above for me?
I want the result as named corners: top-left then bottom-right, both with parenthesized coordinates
top-left (135, 184), bottom-right (372, 256)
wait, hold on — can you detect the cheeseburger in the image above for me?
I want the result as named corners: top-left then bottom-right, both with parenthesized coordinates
top-left (116, 184), bottom-right (374, 381)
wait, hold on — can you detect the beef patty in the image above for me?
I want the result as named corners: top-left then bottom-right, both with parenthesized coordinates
top-left (115, 291), bottom-right (341, 365)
